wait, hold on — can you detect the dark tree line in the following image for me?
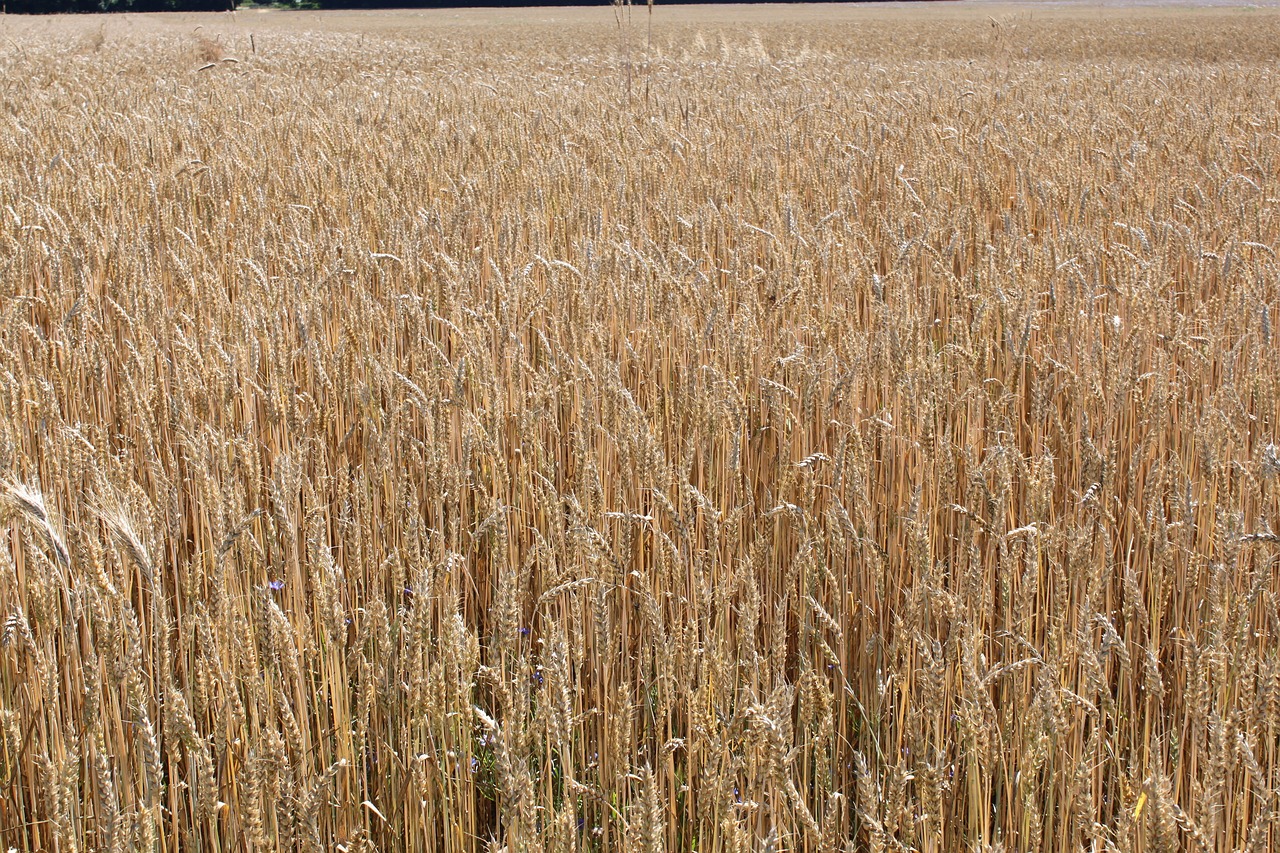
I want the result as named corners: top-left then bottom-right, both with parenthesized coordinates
top-left (5, 0), bottom-right (236, 11)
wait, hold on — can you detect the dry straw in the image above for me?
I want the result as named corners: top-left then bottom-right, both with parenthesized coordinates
top-left (1, 4), bottom-right (1280, 851)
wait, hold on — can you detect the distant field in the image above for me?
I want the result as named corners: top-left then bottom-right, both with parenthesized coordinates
top-left (3, 4), bottom-right (1280, 852)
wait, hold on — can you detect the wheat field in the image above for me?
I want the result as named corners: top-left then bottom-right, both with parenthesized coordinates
top-left (2, 3), bottom-right (1280, 850)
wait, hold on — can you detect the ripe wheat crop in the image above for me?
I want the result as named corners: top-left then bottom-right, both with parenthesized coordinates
top-left (3, 4), bottom-right (1280, 851)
